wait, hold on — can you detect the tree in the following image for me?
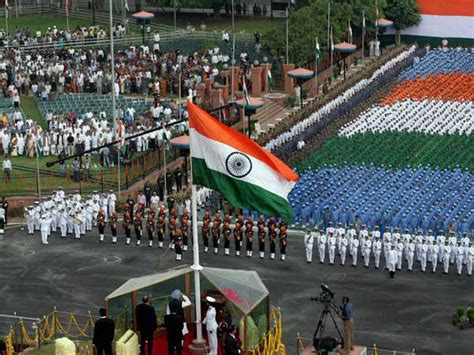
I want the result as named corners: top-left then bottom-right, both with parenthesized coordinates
top-left (384, 0), bottom-right (421, 45)
top-left (262, 0), bottom-right (387, 66)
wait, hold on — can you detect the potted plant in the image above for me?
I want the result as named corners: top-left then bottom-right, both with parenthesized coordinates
top-left (452, 306), bottom-right (465, 326)
top-left (467, 307), bottom-right (474, 326)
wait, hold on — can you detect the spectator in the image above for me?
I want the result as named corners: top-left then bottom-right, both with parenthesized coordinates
top-left (72, 157), bottom-right (80, 182)
top-left (2, 155), bottom-right (11, 183)
top-left (224, 325), bottom-right (241, 355)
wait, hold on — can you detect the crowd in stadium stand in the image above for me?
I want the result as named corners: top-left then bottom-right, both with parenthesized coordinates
top-left (0, 30), bottom-right (258, 160)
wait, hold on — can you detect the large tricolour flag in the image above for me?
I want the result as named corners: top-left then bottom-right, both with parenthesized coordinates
top-left (386, 0), bottom-right (473, 40)
top-left (188, 101), bottom-right (298, 220)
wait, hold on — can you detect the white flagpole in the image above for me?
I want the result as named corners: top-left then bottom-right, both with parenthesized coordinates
top-left (362, 9), bottom-right (365, 61)
top-left (327, 1), bottom-right (330, 55)
top-left (189, 125), bottom-right (204, 342)
top-left (5, 0), bottom-right (8, 47)
top-left (285, 7), bottom-right (289, 64)
top-left (315, 37), bottom-right (318, 95)
top-left (109, 0), bottom-right (120, 197)
top-left (330, 26), bottom-right (334, 82)
top-left (231, 0), bottom-right (235, 101)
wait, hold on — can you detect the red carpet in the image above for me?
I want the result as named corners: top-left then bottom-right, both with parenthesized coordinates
top-left (152, 324), bottom-right (223, 355)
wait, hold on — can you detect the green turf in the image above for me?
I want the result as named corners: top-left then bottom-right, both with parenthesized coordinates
top-left (152, 13), bottom-right (282, 34)
top-left (7, 13), bottom-right (96, 33)
top-left (297, 132), bottom-right (474, 173)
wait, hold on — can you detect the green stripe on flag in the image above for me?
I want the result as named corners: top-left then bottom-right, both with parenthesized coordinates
top-left (192, 157), bottom-right (293, 221)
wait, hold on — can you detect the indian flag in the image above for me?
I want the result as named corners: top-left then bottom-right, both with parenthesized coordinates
top-left (188, 101), bottom-right (298, 221)
top-left (386, 0), bottom-right (474, 41)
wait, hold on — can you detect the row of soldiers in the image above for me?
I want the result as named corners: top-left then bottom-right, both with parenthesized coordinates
top-left (304, 223), bottom-right (473, 277)
top-left (201, 213), bottom-right (289, 261)
top-left (103, 204), bottom-right (290, 261)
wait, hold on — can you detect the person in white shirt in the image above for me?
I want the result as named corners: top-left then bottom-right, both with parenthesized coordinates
top-left (304, 230), bottom-right (314, 263)
top-left (318, 232), bottom-right (327, 264)
top-left (456, 242), bottom-right (465, 275)
top-left (388, 246), bottom-right (398, 278)
top-left (373, 238), bottom-right (383, 269)
top-left (443, 242), bottom-right (451, 274)
top-left (328, 233), bottom-right (337, 265)
top-left (203, 296), bottom-right (219, 355)
top-left (431, 243), bottom-right (439, 273)
top-left (407, 240), bottom-right (415, 272)
top-left (340, 234), bottom-right (348, 266)
top-left (40, 215), bottom-right (51, 245)
top-left (351, 237), bottom-right (359, 267)
top-left (364, 236), bottom-right (372, 268)
top-left (107, 190), bottom-right (116, 215)
top-left (467, 243), bottom-right (473, 277)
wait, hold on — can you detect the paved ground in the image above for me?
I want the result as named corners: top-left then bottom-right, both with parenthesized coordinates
top-left (0, 226), bottom-right (473, 354)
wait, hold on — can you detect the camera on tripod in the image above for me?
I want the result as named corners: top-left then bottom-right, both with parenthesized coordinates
top-left (310, 283), bottom-right (343, 354)
top-left (310, 283), bottom-right (335, 305)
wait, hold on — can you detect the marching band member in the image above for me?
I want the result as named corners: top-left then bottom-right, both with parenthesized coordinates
top-left (73, 208), bottom-right (82, 240)
top-left (257, 225), bottom-right (266, 259)
top-left (269, 224), bottom-right (277, 260)
top-left (34, 201), bottom-right (41, 231)
top-left (40, 214), bottom-right (51, 245)
top-left (85, 201), bottom-right (93, 232)
top-left (59, 207), bottom-right (68, 237)
top-left (26, 206), bottom-right (35, 235)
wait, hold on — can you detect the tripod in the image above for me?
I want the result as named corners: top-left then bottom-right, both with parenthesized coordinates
top-left (312, 303), bottom-right (344, 352)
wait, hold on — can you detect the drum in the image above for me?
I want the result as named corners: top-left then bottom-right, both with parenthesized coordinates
top-left (72, 217), bottom-right (82, 225)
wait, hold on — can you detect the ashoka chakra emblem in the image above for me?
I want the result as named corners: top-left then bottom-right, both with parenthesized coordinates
top-left (225, 152), bottom-right (252, 178)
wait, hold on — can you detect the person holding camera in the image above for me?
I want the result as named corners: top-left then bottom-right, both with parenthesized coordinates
top-left (340, 297), bottom-right (354, 354)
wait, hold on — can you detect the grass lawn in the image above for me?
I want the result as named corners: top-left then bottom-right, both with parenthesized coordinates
top-left (154, 13), bottom-right (283, 33)
top-left (7, 13), bottom-right (97, 33)
top-left (9, 12), bottom-right (281, 34)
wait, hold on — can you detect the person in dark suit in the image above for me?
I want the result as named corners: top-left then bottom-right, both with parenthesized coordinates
top-left (224, 325), bottom-right (241, 355)
top-left (92, 308), bottom-right (115, 355)
top-left (135, 295), bottom-right (157, 355)
top-left (163, 301), bottom-right (184, 355)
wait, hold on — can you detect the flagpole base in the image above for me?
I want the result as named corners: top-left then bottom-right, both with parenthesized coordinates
top-left (188, 339), bottom-right (208, 354)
